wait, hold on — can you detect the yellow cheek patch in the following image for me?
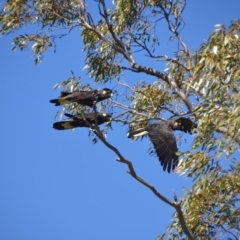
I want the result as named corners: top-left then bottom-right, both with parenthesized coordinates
top-left (102, 90), bottom-right (106, 94)
top-left (59, 99), bottom-right (69, 105)
top-left (173, 122), bottom-right (180, 128)
top-left (102, 113), bottom-right (107, 117)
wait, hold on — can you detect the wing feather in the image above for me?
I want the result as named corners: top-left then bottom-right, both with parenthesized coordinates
top-left (147, 123), bottom-right (178, 173)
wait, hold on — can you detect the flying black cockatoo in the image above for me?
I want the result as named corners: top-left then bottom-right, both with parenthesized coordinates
top-left (53, 113), bottom-right (112, 130)
top-left (127, 117), bottom-right (196, 173)
top-left (50, 88), bottom-right (113, 107)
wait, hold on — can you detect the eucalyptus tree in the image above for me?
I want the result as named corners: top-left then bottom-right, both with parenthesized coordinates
top-left (1, 1), bottom-right (240, 239)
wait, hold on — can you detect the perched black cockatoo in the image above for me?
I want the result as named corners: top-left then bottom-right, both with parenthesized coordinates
top-left (53, 113), bottom-right (112, 130)
top-left (50, 88), bottom-right (113, 107)
top-left (127, 117), bottom-right (196, 173)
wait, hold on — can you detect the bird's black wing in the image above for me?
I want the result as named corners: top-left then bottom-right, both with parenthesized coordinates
top-left (63, 91), bottom-right (96, 106)
top-left (50, 91), bottom-right (96, 106)
top-left (64, 113), bottom-right (95, 121)
top-left (147, 123), bottom-right (178, 173)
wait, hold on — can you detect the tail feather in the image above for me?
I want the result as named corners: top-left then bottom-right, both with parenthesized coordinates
top-left (49, 99), bottom-right (60, 106)
top-left (49, 98), bottom-right (69, 106)
top-left (53, 121), bottom-right (75, 130)
top-left (127, 127), bottom-right (148, 138)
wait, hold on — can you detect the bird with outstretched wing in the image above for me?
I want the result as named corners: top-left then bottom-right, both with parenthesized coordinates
top-left (127, 117), bottom-right (197, 173)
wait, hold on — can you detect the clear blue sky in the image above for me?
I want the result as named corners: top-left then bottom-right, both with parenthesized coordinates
top-left (0, 1), bottom-right (239, 240)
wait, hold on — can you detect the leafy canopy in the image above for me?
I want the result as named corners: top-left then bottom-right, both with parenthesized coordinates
top-left (1, 0), bottom-right (240, 239)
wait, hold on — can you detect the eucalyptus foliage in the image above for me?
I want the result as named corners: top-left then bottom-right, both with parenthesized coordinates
top-left (1, 0), bottom-right (240, 239)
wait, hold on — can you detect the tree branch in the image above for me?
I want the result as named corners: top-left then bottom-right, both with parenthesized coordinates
top-left (87, 106), bottom-right (195, 239)
top-left (93, 127), bottom-right (195, 239)
top-left (71, 100), bottom-right (196, 239)
top-left (159, 2), bottom-right (189, 55)
top-left (174, 202), bottom-right (194, 240)
top-left (98, 0), bottom-right (131, 61)
top-left (79, 1), bottom-right (194, 114)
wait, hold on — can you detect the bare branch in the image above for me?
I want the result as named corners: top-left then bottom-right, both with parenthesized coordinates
top-left (116, 80), bottom-right (134, 92)
top-left (156, 55), bottom-right (190, 72)
top-left (220, 225), bottom-right (239, 240)
top-left (159, 3), bottom-right (189, 55)
top-left (174, 202), bottom-right (195, 240)
top-left (112, 100), bottom-right (160, 119)
top-left (98, 0), bottom-right (131, 61)
top-left (170, 81), bottom-right (194, 112)
top-left (132, 36), bottom-right (190, 72)
top-left (121, 65), bottom-right (141, 73)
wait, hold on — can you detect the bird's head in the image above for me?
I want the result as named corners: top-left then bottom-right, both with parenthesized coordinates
top-left (173, 117), bottom-right (197, 133)
top-left (100, 113), bottom-right (112, 121)
top-left (172, 120), bottom-right (182, 130)
top-left (100, 88), bottom-right (113, 97)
